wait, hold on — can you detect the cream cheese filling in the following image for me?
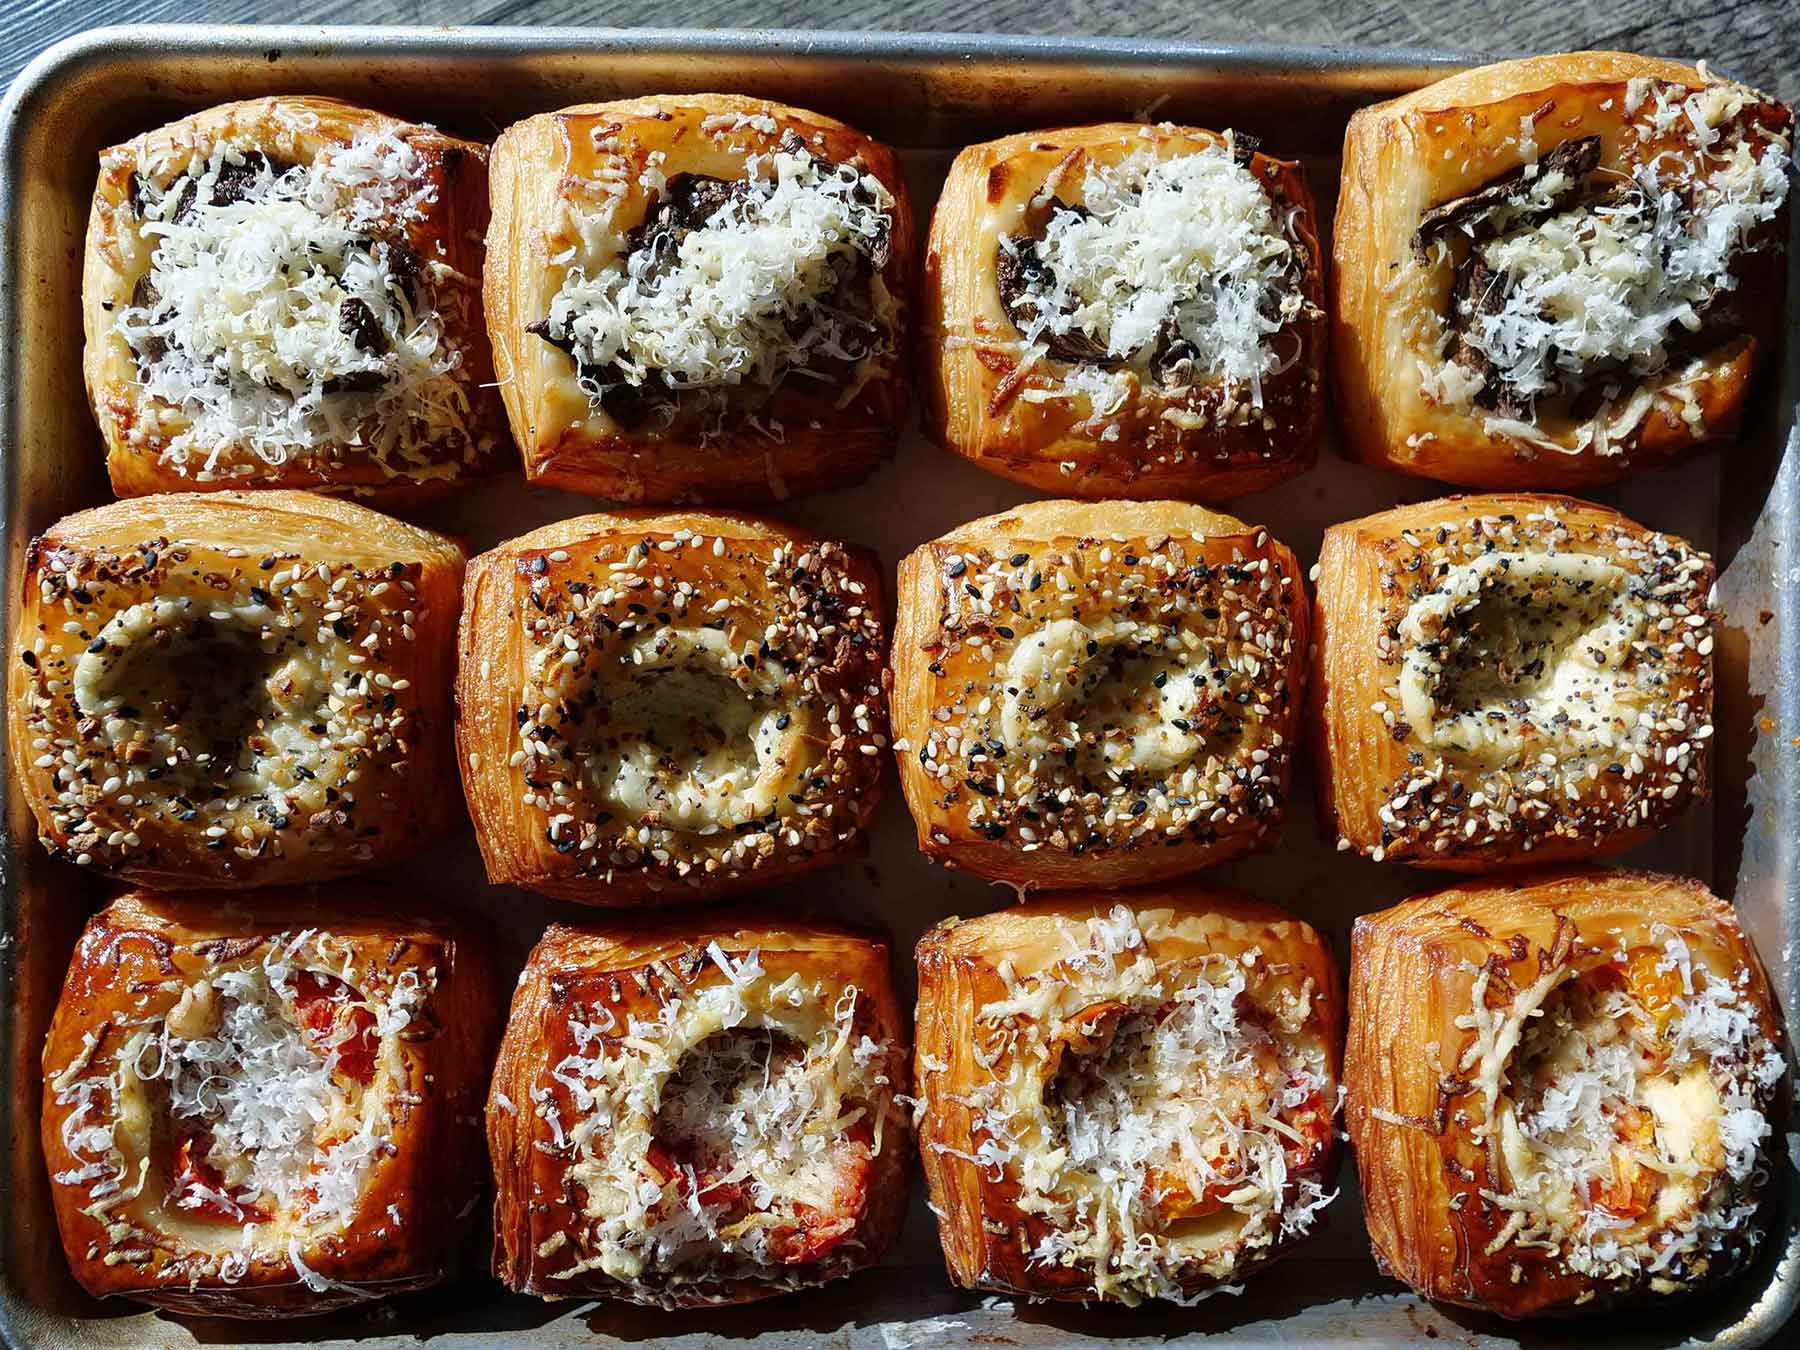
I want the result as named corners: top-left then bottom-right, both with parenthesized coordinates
top-left (573, 626), bottom-right (813, 832)
top-left (72, 595), bottom-right (354, 814)
top-left (1397, 551), bottom-right (1643, 765)
top-left (1001, 617), bottom-right (1215, 776)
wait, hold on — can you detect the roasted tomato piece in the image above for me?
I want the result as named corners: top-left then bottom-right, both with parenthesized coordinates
top-left (290, 969), bottom-right (377, 1085)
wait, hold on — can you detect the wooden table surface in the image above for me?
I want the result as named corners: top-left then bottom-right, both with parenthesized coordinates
top-left (3, 0), bottom-right (1795, 101)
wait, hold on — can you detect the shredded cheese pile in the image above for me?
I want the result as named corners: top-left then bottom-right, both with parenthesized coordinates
top-left (535, 946), bottom-right (902, 1301)
top-left (50, 930), bottom-right (425, 1280)
top-left (119, 130), bottom-right (473, 475)
top-left (1468, 929), bottom-right (1783, 1288)
top-left (951, 907), bottom-right (1333, 1304)
top-left (541, 146), bottom-right (894, 402)
top-left (1007, 143), bottom-right (1302, 397)
top-left (1434, 79), bottom-right (1791, 423)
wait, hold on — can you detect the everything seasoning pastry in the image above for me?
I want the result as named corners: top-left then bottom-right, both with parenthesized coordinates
top-left (41, 889), bottom-right (498, 1317)
top-left (1310, 494), bottom-right (1713, 868)
top-left (7, 492), bottom-right (465, 888)
top-left (456, 510), bottom-right (888, 904)
top-left (915, 891), bottom-right (1341, 1304)
top-left (1335, 53), bottom-right (1793, 487)
top-left (83, 97), bottom-right (509, 502)
top-left (484, 94), bottom-right (913, 503)
top-left (923, 122), bottom-right (1325, 500)
top-left (1346, 869), bottom-right (1786, 1316)
top-left (892, 499), bottom-right (1307, 889)
top-left (488, 915), bottom-right (911, 1305)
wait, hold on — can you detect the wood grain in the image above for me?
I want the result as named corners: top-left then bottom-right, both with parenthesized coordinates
top-left (4, 1), bottom-right (1794, 104)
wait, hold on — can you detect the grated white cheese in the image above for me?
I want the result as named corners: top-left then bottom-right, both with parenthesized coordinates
top-left (541, 145), bottom-right (894, 406)
top-left (118, 131), bottom-right (474, 476)
top-left (1008, 142), bottom-right (1303, 402)
top-left (535, 947), bottom-right (904, 1301)
top-left (1478, 929), bottom-right (1783, 1287)
top-left (1433, 81), bottom-right (1792, 420)
top-left (953, 905), bottom-right (1334, 1304)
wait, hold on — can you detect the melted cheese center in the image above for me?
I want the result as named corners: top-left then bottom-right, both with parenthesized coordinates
top-left (1397, 551), bottom-right (1644, 764)
top-left (72, 595), bottom-right (356, 815)
top-left (1001, 616), bottom-right (1220, 774)
top-left (567, 626), bottom-right (813, 832)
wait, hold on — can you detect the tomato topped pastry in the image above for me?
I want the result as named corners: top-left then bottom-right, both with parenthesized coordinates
top-left (1346, 868), bottom-right (1786, 1316)
top-left (914, 888), bottom-right (1342, 1304)
top-left (487, 914), bottom-right (911, 1306)
top-left (40, 888), bottom-right (498, 1317)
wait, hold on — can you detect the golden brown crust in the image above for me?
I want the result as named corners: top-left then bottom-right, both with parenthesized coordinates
top-left (891, 499), bottom-right (1307, 889)
top-left (488, 912), bottom-right (911, 1306)
top-left (1345, 867), bottom-right (1784, 1317)
top-left (8, 491), bottom-right (466, 888)
top-left (1309, 493), bottom-right (1713, 868)
top-left (915, 886), bottom-right (1342, 1304)
top-left (83, 96), bottom-right (511, 505)
top-left (484, 94), bottom-right (913, 504)
top-left (40, 886), bottom-right (500, 1318)
top-left (455, 509), bottom-right (887, 904)
top-left (921, 123), bottom-right (1324, 500)
top-left (1333, 53), bottom-right (1792, 489)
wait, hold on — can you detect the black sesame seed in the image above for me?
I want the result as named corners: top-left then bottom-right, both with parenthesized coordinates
top-left (946, 559), bottom-right (967, 578)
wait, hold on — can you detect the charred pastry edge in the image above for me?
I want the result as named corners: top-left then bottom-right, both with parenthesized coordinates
top-left (40, 888), bottom-right (499, 1318)
top-left (83, 95), bottom-right (507, 503)
top-left (487, 914), bottom-right (912, 1307)
top-left (1331, 52), bottom-right (1795, 488)
top-left (1345, 867), bottom-right (1786, 1317)
top-left (484, 95), bottom-right (916, 505)
top-left (1310, 493), bottom-right (1713, 868)
top-left (455, 510), bottom-right (889, 905)
top-left (914, 889), bottom-right (1343, 1305)
top-left (7, 492), bottom-right (466, 889)
top-left (921, 122), bottom-right (1326, 502)
top-left (891, 498), bottom-right (1307, 890)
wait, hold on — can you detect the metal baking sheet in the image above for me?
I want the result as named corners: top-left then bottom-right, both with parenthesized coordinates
top-left (0, 24), bottom-right (1794, 1350)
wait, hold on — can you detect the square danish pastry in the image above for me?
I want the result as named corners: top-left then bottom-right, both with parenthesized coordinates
top-left (41, 887), bottom-right (499, 1317)
top-left (488, 914), bottom-right (911, 1306)
top-left (892, 499), bottom-right (1307, 889)
top-left (485, 94), bottom-right (913, 503)
top-left (1310, 494), bottom-right (1713, 868)
top-left (922, 122), bottom-right (1325, 500)
top-left (83, 96), bottom-right (509, 503)
top-left (1346, 868), bottom-right (1786, 1316)
top-left (456, 510), bottom-right (887, 905)
top-left (1334, 53), bottom-right (1792, 488)
top-left (915, 888), bottom-right (1342, 1304)
top-left (7, 492), bottom-right (466, 888)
